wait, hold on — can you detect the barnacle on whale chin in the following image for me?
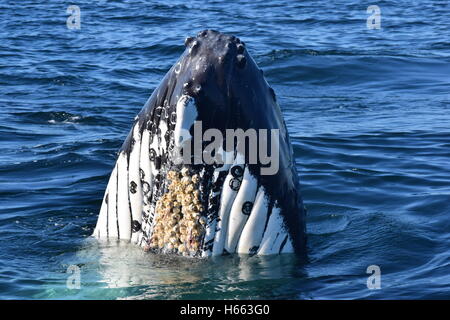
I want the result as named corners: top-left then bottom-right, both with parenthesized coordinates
top-left (146, 167), bottom-right (206, 257)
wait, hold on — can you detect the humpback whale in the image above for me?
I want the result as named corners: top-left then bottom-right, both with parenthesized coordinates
top-left (93, 30), bottom-right (306, 257)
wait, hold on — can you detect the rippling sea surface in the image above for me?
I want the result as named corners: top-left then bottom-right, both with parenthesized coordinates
top-left (1, 0), bottom-right (449, 299)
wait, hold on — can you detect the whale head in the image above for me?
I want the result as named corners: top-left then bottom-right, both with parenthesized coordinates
top-left (93, 30), bottom-right (306, 257)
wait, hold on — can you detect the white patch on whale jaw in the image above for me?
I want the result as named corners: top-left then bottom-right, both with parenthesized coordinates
top-left (173, 95), bottom-right (197, 148)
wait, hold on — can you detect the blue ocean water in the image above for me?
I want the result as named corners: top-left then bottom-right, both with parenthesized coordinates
top-left (1, 0), bottom-right (449, 299)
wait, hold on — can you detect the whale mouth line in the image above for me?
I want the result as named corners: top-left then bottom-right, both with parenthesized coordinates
top-left (93, 30), bottom-right (306, 257)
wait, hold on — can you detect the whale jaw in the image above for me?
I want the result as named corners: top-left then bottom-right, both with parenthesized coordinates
top-left (93, 30), bottom-right (306, 257)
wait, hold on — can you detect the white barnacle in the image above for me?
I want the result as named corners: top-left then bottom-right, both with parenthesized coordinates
top-left (181, 167), bottom-right (189, 177)
top-left (181, 176), bottom-right (191, 185)
top-left (191, 174), bottom-right (200, 184)
top-left (199, 216), bottom-right (207, 225)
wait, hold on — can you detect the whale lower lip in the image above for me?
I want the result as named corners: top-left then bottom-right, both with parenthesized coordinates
top-left (93, 30), bottom-right (307, 257)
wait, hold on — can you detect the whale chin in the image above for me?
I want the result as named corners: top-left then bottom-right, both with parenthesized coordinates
top-left (93, 30), bottom-right (307, 257)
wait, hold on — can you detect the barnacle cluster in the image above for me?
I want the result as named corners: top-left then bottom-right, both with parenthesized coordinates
top-left (148, 167), bottom-right (206, 256)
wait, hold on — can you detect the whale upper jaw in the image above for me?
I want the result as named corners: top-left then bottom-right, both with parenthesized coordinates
top-left (93, 30), bottom-right (307, 257)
